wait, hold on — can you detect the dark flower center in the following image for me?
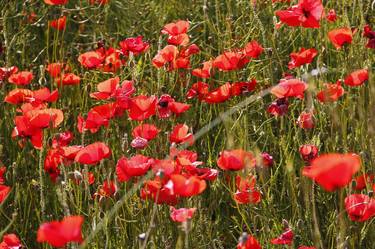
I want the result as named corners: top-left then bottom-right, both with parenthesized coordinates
top-left (302, 9), bottom-right (310, 18)
top-left (158, 101), bottom-right (169, 108)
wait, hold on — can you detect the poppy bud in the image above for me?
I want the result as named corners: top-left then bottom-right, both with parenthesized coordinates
top-left (297, 111), bottom-right (314, 129)
top-left (326, 9), bottom-right (337, 22)
top-left (299, 144), bottom-right (318, 163)
top-left (260, 152), bottom-right (273, 168)
top-left (130, 137), bottom-right (148, 149)
top-left (97, 40), bottom-right (105, 49)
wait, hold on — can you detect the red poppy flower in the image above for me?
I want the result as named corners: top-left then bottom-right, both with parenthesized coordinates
top-left (0, 185), bottom-right (11, 204)
top-left (192, 61), bottom-right (212, 79)
top-left (152, 45), bottom-right (178, 68)
top-left (271, 79), bottom-right (307, 99)
top-left (0, 66), bottom-right (18, 81)
top-left (12, 116), bottom-right (43, 149)
top-left (234, 175), bottom-right (261, 204)
top-left (156, 94), bottom-right (176, 118)
top-left (169, 124), bottom-right (194, 145)
top-left (170, 207), bottom-right (196, 222)
top-left (298, 246), bottom-right (316, 249)
top-left (116, 155), bottom-right (154, 182)
top-left (4, 89), bottom-right (34, 105)
top-left (344, 69), bottom-right (368, 87)
top-left (344, 194), bottom-right (375, 222)
top-left (77, 102), bottom-right (120, 133)
top-left (101, 48), bottom-right (123, 73)
top-left (18, 102), bottom-right (47, 114)
top-left (234, 190), bottom-right (261, 204)
top-left (271, 227), bottom-right (294, 245)
top-left (46, 62), bottom-right (68, 78)
top-left (44, 146), bottom-right (82, 182)
top-left (259, 152), bottom-right (274, 168)
top-left (167, 33), bottom-right (190, 46)
top-left (288, 48), bottom-right (318, 69)
top-left (0, 234), bottom-right (22, 249)
top-left (267, 98), bottom-right (289, 116)
top-left (141, 179), bottom-right (178, 205)
top-left (44, 149), bottom-right (63, 181)
top-left (353, 174), bottom-right (375, 190)
top-left (169, 174), bottom-right (206, 197)
top-left (37, 216), bottom-right (83, 247)
top-left (186, 82), bottom-right (210, 100)
top-left (297, 111), bottom-right (314, 129)
top-left (25, 108), bottom-right (64, 128)
top-left (55, 73), bottom-right (81, 86)
top-left (44, 145), bottom-right (80, 171)
top-left (204, 82), bottom-right (232, 103)
top-left (132, 124), bottom-right (160, 141)
top-left (52, 131), bottom-right (74, 148)
top-left (50, 16), bottom-right (67, 30)
top-left (152, 159), bottom-right (178, 177)
top-left (174, 151), bottom-right (205, 175)
top-left (179, 44), bottom-right (200, 57)
top-left (363, 24), bottom-right (375, 49)
top-left (243, 40), bottom-right (264, 59)
top-left (128, 95), bottom-right (157, 121)
top-left (78, 50), bottom-right (105, 69)
top-left (169, 101), bottom-right (190, 115)
top-left (326, 9), bottom-right (337, 22)
top-left (24, 108), bottom-right (62, 128)
top-left (196, 168), bottom-right (218, 181)
top-left (173, 57), bottom-right (191, 69)
top-left (91, 78), bottom-right (135, 109)
top-left (90, 77), bottom-right (120, 100)
top-left (0, 167), bottom-right (6, 185)
top-left (299, 144), bottom-right (318, 163)
top-left (235, 175), bottom-right (256, 191)
top-left (364, 24), bottom-right (375, 39)
top-left (217, 149), bottom-right (256, 171)
top-left (316, 81), bottom-right (344, 102)
top-left (275, 0), bottom-right (324, 28)
top-left (8, 71), bottom-right (33, 85)
top-left (328, 28), bottom-right (353, 49)
top-left (119, 36), bottom-right (149, 55)
top-left (62, 146), bottom-right (84, 161)
top-left (32, 88), bottom-right (59, 104)
top-left (157, 94), bottom-right (190, 118)
top-left (236, 234), bottom-right (261, 249)
top-left (113, 81), bottom-right (136, 108)
top-left (231, 80), bottom-right (257, 96)
top-left (213, 51), bottom-right (250, 71)
top-left (44, 0), bottom-right (68, 5)
top-left (302, 153), bottom-right (361, 191)
top-left (74, 142), bottom-right (111, 165)
top-left (162, 20), bottom-right (189, 36)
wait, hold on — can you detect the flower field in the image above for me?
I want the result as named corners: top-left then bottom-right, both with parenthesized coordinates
top-left (0, 0), bottom-right (374, 248)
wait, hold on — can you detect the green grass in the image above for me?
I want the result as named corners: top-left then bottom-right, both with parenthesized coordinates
top-left (0, 0), bottom-right (374, 248)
